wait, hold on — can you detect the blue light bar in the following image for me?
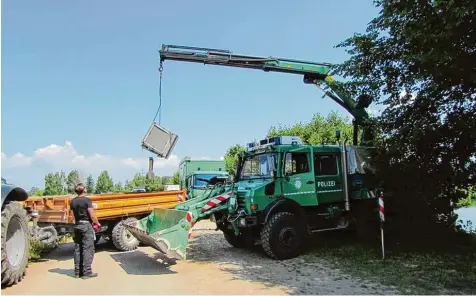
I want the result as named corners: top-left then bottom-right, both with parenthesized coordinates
top-left (246, 136), bottom-right (303, 151)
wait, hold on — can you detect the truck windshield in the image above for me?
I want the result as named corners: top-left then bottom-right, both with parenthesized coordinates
top-left (193, 174), bottom-right (225, 188)
top-left (239, 153), bottom-right (276, 180)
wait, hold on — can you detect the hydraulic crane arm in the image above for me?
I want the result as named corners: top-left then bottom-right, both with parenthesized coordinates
top-left (159, 44), bottom-right (374, 146)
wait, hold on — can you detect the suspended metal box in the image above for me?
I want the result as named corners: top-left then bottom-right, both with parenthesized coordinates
top-left (141, 123), bottom-right (179, 159)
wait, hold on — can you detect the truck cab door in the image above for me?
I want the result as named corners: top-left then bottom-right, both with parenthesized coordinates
top-left (281, 147), bottom-right (318, 206)
top-left (313, 152), bottom-right (344, 204)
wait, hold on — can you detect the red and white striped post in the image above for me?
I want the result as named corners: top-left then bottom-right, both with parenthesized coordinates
top-left (378, 194), bottom-right (385, 260)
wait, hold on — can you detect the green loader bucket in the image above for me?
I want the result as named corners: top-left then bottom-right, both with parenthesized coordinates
top-left (124, 208), bottom-right (194, 261)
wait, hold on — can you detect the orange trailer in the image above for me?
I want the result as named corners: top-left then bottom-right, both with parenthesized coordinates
top-left (23, 189), bottom-right (186, 251)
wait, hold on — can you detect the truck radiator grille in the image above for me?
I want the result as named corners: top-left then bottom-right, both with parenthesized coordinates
top-left (236, 191), bottom-right (247, 209)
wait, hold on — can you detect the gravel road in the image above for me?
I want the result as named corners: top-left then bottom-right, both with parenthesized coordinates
top-left (3, 221), bottom-right (396, 295)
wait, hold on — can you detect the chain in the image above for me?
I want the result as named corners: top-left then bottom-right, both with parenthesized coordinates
top-left (152, 61), bottom-right (164, 125)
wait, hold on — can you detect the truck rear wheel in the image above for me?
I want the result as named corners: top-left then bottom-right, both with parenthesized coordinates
top-left (112, 217), bottom-right (140, 251)
top-left (1, 202), bottom-right (30, 287)
top-left (260, 212), bottom-right (303, 260)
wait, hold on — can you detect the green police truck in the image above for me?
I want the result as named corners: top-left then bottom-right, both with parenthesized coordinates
top-left (125, 134), bottom-right (380, 261)
top-left (178, 157), bottom-right (229, 199)
top-left (122, 44), bottom-right (381, 261)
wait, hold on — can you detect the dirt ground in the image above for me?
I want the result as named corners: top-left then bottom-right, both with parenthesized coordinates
top-left (3, 221), bottom-right (396, 295)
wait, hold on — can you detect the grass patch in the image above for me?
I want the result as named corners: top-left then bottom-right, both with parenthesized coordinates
top-left (304, 234), bottom-right (476, 295)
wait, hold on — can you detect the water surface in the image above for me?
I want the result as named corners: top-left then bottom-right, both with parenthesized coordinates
top-left (455, 207), bottom-right (476, 232)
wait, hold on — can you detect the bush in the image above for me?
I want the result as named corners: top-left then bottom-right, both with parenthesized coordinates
top-left (456, 187), bottom-right (475, 208)
top-left (28, 239), bottom-right (46, 260)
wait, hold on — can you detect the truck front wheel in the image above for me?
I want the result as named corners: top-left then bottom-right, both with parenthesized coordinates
top-left (223, 230), bottom-right (254, 249)
top-left (260, 212), bottom-right (303, 260)
top-left (112, 217), bottom-right (140, 251)
top-left (1, 202), bottom-right (30, 287)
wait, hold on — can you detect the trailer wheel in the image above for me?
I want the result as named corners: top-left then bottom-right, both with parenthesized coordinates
top-left (1, 202), bottom-right (30, 287)
top-left (260, 212), bottom-right (303, 260)
top-left (94, 235), bottom-right (101, 246)
top-left (111, 217), bottom-right (139, 251)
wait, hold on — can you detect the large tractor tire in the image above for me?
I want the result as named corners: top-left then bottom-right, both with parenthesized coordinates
top-left (1, 202), bottom-right (30, 287)
top-left (260, 212), bottom-right (304, 260)
top-left (111, 217), bottom-right (140, 251)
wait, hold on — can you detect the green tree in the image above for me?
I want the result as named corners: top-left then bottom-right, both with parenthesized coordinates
top-left (145, 175), bottom-right (163, 192)
top-left (161, 176), bottom-right (171, 185)
top-left (85, 174), bottom-right (95, 193)
top-left (113, 182), bottom-right (124, 193)
top-left (267, 111), bottom-right (354, 145)
top-left (28, 187), bottom-right (43, 196)
top-left (28, 187), bottom-right (39, 195)
top-left (66, 170), bottom-right (81, 193)
top-left (60, 171), bottom-right (67, 194)
top-left (126, 173), bottom-right (147, 191)
top-left (44, 171), bottom-right (66, 196)
top-left (95, 170), bottom-right (114, 194)
top-left (335, 0), bottom-right (476, 235)
top-left (170, 171), bottom-right (180, 184)
top-left (126, 173), bottom-right (163, 192)
top-left (224, 144), bottom-right (247, 179)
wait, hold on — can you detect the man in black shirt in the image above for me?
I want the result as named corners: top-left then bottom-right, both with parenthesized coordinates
top-left (70, 183), bottom-right (100, 279)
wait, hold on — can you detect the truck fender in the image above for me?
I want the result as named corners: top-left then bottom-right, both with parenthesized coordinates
top-left (262, 198), bottom-right (308, 230)
top-left (1, 184), bottom-right (29, 207)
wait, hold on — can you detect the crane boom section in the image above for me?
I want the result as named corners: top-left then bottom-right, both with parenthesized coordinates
top-left (158, 44), bottom-right (373, 146)
top-left (160, 44), bottom-right (331, 80)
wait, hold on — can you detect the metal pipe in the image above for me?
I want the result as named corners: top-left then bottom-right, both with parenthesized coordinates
top-left (341, 138), bottom-right (350, 211)
top-left (148, 157), bottom-right (154, 177)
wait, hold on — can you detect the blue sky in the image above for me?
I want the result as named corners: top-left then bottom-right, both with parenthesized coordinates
top-left (1, 0), bottom-right (380, 190)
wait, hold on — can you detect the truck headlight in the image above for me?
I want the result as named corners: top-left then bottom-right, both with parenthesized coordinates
top-left (239, 218), bottom-right (246, 227)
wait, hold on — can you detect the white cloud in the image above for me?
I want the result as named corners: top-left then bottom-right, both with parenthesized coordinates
top-left (1, 141), bottom-right (181, 189)
top-left (2, 141), bottom-right (180, 171)
top-left (1, 142), bottom-right (227, 190)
